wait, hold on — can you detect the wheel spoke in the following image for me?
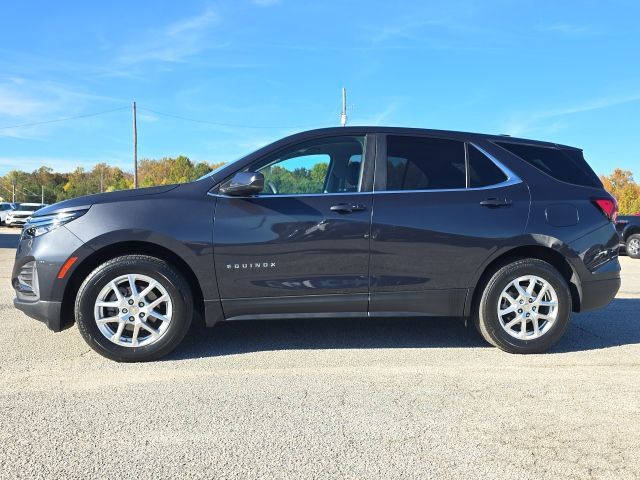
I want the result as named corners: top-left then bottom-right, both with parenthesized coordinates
top-left (501, 292), bottom-right (518, 305)
top-left (111, 322), bottom-right (126, 343)
top-left (514, 282), bottom-right (528, 298)
top-left (96, 300), bottom-right (120, 308)
top-left (97, 316), bottom-right (121, 324)
top-left (519, 319), bottom-right (527, 337)
top-left (532, 317), bottom-right (540, 336)
top-left (146, 294), bottom-right (168, 310)
top-left (536, 283), bottom-right (549, 301)
top-left (127, 275), bottom-right (138, 297)
top-left (110, 281), bottom-right (124, 302)
top-left (538, 301), bottom-right (557, 307)
top-left (138, 281), bottom-right (158, 300)
top-left (505, 316), bottom-right (521, 329)
top-left (131, 325), bottom-right (140, 347)
top-left (149, 310), bottom-right (170, 323)
top-left (526, 277), bottom-right (536, 295)
top-left (499, 304), bottom-right (517, 316)
top-left (140, 321), bottom-right (160, 337)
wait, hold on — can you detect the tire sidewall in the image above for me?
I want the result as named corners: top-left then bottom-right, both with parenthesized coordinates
top-left (480, 261), bottom-right (571, 353)
top-left (76, 257), bottom-right (192, 362)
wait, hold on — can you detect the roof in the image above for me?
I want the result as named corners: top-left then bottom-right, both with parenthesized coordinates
top-left (284, 126), bottom-right (579, 150)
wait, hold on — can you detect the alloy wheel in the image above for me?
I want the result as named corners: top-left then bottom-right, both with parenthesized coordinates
top-left (497, 275), bottom-right (559, 340)
top-left (94, 273), bottom-right (173, 347)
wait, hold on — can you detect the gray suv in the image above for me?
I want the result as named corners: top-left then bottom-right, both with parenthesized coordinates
top-left (12, 127), bottom-right (621, 361)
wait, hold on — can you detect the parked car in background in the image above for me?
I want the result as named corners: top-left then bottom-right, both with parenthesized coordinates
top-left (12, 127), bottom-right (621, 362)
top-left (616, 214), bottom-right (640, 259)
top-left (0, 202), bottom-right (17, 225)
top-left (5, 203), bottom-right (48, 227)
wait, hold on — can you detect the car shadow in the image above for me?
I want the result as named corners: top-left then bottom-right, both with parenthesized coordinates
top-left (165, 298), bottom-right (640, 360)
top-left (167, 316), bottom-right (486, 360)
top-left (0, 232), bottom-right (20, 249)
top-left (551, 297), bottom-right (640, 353)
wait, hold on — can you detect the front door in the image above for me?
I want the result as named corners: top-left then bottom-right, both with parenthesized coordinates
top-left (213, 135), bottom-right (374, 320)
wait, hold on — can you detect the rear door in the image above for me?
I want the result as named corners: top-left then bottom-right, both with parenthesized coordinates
top-left (369, 134), bottom-right (530, 316)
top-left (213, 134), bottom-right (374, 319)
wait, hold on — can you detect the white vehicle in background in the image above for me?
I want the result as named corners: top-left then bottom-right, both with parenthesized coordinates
top-left (0, 202), bottom-right (17, 225)
top-left (5, 203), bottom-right (48, 227)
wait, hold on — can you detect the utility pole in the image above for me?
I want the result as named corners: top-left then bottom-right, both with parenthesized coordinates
top-left (133, 101), bottom-right (138, 189)
top-left (100, 166), bottom-right (104, 193)
top-left (340, 87), bottom-right (347, 127)
top-left (12, 178), bottom-right (15, 203)
top-left (41, 185), bottom-right (44, 204)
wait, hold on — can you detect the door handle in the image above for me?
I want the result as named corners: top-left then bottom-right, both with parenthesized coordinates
top-left (480, 198), bottom-right (513, 208)
top-left (330, 203), bottom-right (366, 213)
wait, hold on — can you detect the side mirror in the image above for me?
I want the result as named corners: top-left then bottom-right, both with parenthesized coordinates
top-left (219, 171), bottom-right (265, 196)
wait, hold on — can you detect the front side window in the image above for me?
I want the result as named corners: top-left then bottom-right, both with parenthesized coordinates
top-left (385, 136), bottom-right (466, 191)
top-left (251, 136), bottom-right (365, 195)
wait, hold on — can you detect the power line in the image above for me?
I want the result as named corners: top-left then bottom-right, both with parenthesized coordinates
top-left (0, 104), bottom-right (335, 133)
top-left (0, 106), bottom-right (129, 131)
top-left (138, 107), bottom-right (331, 130)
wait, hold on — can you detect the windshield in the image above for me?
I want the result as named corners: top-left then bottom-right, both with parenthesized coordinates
top-left (18, 204), bottom-right (44, 212)
top-left (197, 161), bottom-right (232, 181)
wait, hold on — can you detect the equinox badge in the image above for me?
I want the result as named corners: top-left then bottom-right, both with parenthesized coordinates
top-left (226, 262), bottom-right (276, 270)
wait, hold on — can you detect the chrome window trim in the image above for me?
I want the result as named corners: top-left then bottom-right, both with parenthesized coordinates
top-left (208, 191), bottom-right (372, 199)
top-left (374, 141), bottom-right (522, 194)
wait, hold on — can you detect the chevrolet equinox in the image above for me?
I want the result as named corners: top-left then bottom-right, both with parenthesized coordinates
top-left (12, 127), bottom-right (621, 361)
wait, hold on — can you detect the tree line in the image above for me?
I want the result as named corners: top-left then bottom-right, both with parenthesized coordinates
top-left (0, 156), bottom-right (224, 204)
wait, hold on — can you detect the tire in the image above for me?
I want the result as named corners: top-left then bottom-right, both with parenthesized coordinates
top-left (75, 255), bottom-right (193, 362)
top-left (626, 234), bottom-right (640, 259)
top-left (473, 258), bottom-right (572, 354)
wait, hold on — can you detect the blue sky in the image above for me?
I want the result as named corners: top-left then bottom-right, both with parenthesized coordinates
top-left (1, 0), bottom-right (639, 176)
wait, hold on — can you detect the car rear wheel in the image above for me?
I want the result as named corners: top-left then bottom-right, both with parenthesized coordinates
top-left (626, 234), bottom-right (640, 259)
top-left (75, 255), bottom-right (193, 362)
top-left (473, 258), bottom-right (572, 354)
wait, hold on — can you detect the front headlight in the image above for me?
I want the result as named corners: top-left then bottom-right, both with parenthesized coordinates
top-left (23, 209), bottom-right (88, 238)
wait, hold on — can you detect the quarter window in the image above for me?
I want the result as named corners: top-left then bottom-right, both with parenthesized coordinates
top-left (250, 136), bottom-right (365, 195)
top-left (385, 136), bottom-right (466, 191)
top-left (494, 141), bottom-right (600, 188)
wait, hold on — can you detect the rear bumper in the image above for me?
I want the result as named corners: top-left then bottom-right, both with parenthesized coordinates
top-left (14, 298), bottom-right (63, 331)
top-left (579, 275), bottom-right (621, 312)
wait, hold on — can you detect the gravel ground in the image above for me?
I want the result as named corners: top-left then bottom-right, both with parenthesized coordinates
top-left (0, 226), bottom-right (639, 479)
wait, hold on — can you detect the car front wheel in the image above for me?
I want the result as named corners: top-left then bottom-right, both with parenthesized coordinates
top-left (75, 255), bottom-right (193, 362)
top-left (473, 258), bottom-right (572, 354)
top-left (626, 234), bottom-right (640, 259)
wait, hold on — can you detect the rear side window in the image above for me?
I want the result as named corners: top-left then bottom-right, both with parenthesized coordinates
top-left (468, 145), bottom-right (508, 187)
top-left (386, 136), bottom-right (466, 190)
top-left (494, 141), bottom-right (600, 188)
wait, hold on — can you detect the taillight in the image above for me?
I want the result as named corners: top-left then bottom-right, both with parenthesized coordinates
top-left (592, 197), bottom-right (618, 222)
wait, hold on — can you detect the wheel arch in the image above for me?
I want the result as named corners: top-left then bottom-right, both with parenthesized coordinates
top-left (465, 244), bottom-right (582, 318)
top-left (60, 241), bottom-right (205, 329)
top-left (623, 225), bottom-right (640, 241)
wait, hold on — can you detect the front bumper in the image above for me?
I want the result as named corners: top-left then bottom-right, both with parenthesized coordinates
top-left (14, 297), bottom-right (63, 331)
top-left (12, 225), bottom-right (91, 331)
